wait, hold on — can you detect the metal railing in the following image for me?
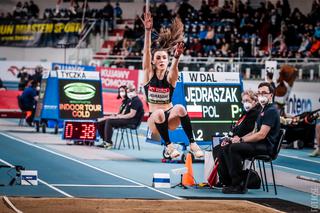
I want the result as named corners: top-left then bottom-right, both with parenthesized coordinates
top-left (97, 55), bottom-right (320, 81)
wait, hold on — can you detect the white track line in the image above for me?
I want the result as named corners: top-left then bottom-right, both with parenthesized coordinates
top-left (0, 158), bottom-right (73, 198)
top-left (272, 164), bottom-right (320, 177)
top-left (279, 154), bottom-right (320, 164)
top-left (0, 133), bottom-right (182, 200)
top-left (51, 184), bottom-right (146, 188)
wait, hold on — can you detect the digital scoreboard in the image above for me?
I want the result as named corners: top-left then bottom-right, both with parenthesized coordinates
top-left (182, 71), bottom-right (243, 142)
top-left (184, 84), bottom-right (242, 141)
top-left (58, 70), bottom-right (103, 120)
top-left (145, 71), bottom-right (244, 147)
top-left (62, 120), bottom-right (97, 141)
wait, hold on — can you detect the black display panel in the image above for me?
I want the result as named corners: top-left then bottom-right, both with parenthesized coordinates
top-left (59, 79), bottom-right (103, 119)
top-left (184, 84), bottom-right (243, 141)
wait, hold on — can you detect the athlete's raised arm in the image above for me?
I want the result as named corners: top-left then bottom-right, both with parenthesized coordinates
top-left (142, 12), bottom-right (153, 84)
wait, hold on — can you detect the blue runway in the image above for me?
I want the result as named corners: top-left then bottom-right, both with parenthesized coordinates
top-left (0, 133), bottom-right (180, 199)
top-left (0, 122), bottom-right (319, 209)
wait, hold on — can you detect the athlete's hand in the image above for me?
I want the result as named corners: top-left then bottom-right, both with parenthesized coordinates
top-left (174, 42), bottom-right (184, 59)
top-left (143, 12), bottom-right (153, 31)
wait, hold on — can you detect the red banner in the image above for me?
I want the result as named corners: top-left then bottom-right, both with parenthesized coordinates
top-left (97, 67), bottom-right (139, 90)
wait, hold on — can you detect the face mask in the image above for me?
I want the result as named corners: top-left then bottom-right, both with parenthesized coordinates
top-left (36, 86), bottom-right (40, 91)
top-left (258, 95), bottom-right (269, 106)
top-left (127, 91), bottom-right (135, 99)
top-left (243, 102), bottom-right (253, 111)
top-left (119, 91), bottom-right (126, 98)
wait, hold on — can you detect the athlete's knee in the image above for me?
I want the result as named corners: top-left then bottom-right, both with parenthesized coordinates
top-left (174, 104), bottom-right (187, 116)
top-left (152, 109), bottom-right (165, 123)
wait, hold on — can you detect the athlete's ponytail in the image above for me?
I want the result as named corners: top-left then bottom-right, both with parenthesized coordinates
top-left (154, 17), bottom-right (184, 53)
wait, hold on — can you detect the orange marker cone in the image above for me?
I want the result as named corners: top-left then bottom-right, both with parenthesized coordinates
top-left (25, 111), bottom-right (32, 119)
top-left (182, 153), bottom-right (195, 186)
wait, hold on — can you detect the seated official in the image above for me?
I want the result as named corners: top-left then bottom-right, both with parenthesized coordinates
top-left (221, 82), bottom-right (280, 194)
top-left (216, 90), bottom-right (261, 187)
top-left (101, 84), bottom-right (144, 149)
top-left (97, 85), bottom-right (130, 144)
top-left (19, 80), bottom-right (39, 126)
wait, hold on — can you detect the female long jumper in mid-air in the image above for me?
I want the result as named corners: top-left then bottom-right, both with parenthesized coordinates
top-left (142, 12), bottom-right (204, 159)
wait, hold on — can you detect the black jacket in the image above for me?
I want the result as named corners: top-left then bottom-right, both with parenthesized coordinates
top-left (231, 105), bottom-right (261, 137)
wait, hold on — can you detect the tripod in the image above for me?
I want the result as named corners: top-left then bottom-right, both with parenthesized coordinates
top-left (0, 165), bottom-right (31, 186)
top-left (171, 174), bottom-right (187, 189)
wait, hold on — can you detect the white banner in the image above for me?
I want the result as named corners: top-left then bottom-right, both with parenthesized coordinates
top-left (57, 70), bottom-right (100, 80)
top-left (0, 61), bottom-right (51, 82)
top-left (243, 80), bottom-right (320, 115)
top-left (182, 72), bottom-right (240, 84)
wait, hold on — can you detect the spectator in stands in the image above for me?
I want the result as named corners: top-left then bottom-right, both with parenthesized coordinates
top-left (177, 0), bottom-right (195, 23)
top-left (114, 2), bottom-right (123, 21)
top-left (103, 0), bottom-right (320, 60)
top-left (19, 80), bottom-right (39, 126)
top-left (123, 25), bottom-right (134, 40)
top-left (199, 0), bottom-right (212, 22)
top-left (217, 90), bottom-right (261, 187)
top-left (100, 84), bottom-right (144, 149)
top-left (97, 85), bottom-right (130, 148)
top-left (221, 82), bottom-right (280, 194)
top-left (0, 78), bottom-right (6, 91)
top-left (189, 38), bottom-right (203, 56)
top-left (102, 0), bottom-right (114, 31)
top-left (309, 121), bottom-right (320, 157)
top-left (13, 2), bottom-right (23, 18)
top-left (134, 14), bottom-right (144, 38)
top-left (156, 0), bottom-right (170, 20)
top-left (29, 1), bottom-right (39, 18)
top-left (142, 12), bottom-right (203, 159)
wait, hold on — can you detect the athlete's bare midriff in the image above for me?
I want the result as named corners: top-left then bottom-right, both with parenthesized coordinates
top-left (148, 102), bottom-right (173, 113)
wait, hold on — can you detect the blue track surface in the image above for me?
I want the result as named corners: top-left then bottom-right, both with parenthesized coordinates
top-left (0, 124), bottom-right (319, 208)
top-left (0, 133), bottom-right (179, 199)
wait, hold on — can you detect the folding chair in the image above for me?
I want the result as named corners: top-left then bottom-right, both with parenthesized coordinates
top-left (244, 129), bottom-right (286, 195)
top-left (113, 111), bottom-right (144, 150)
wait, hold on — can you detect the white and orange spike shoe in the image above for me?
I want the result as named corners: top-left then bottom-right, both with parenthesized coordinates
top-left (190, 142), bottom-right (204, 158)
top-left (165, 143), bottom-right (180, 159)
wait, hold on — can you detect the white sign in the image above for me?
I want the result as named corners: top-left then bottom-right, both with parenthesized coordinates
top-left (182, 72), bottom-right (240, 84)
top-left (265, 61), bottom-right (278, 81)
top-left (20, 170), bottom-right (38, 186)
top-left (213, 63), bottom-right (226, 72)
top-left (0, 61), bottom-right (51, 82)
top-left (57, 70), bottom-right (100, 80)
top-left (243, 80), bottom-right (320, 115)
top-left (152, 173), bottom-right (170, 188)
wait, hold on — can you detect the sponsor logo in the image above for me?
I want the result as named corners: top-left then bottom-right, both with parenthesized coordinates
top-left (64, 82), bottom-right (96, 100)
top-left (286, 94), bottom-right (312, 115)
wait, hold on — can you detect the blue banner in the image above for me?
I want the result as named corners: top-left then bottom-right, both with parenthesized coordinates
top-left (52, 63), bottom-right (96, 71)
